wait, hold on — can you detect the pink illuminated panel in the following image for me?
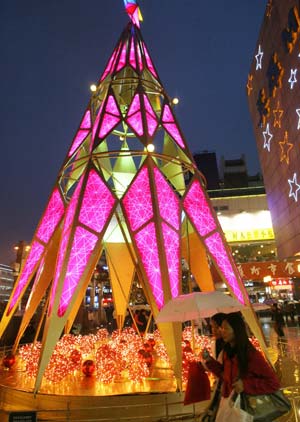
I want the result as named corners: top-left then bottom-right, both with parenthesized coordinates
top-left (49, 178), bottom-right (84, 314)
top-left (79, 170), bottom-right (116, 233)
top-left (7, 241), bottom-right (44, 315)
top-left (154, 168), bottom-right (179, 230)
top-left (162, 104), bottom-right (185, 148)
top-left (36, 188), bottom-right (65, 243)
top-left (143, 95), bottom-right (158, 136)
top-left (183, 179), bottom-right (216, 237)
top-left (135, 223), bottom-right (164, 309)
top-left (58, 226), bottom-right (98, 317)
top-left (80, 109), bottom-right (91, 129)
top-left (126, 93), bottom-right (144, 136)
top-left (123, 167), bottom-right (153, 232)
top-left (68, 130), bottom-right (90, 157)
top-left (162, 223), bottom-right (179, 298)
top-left (92, 102), bottom-right (104, 142)
top-left (142, 43), bottom-right (157, 77)
top-left (205, 232), bottom-right (245, 304)
top-left (99, 95), bottom-right (121, 139)
top-left (116, 42), bottom-right (128, 71)
top-left (129, 37), bottom-right (136, 69)
top-left (100, 47), bottom-right (118, 81)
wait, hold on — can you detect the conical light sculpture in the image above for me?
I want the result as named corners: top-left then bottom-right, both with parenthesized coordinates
top-left (0, 8), bottom-right (266, 393)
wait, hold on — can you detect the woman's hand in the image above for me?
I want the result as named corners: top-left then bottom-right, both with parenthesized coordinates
top-left (201, 349), bottom-right (211, 362)
top-left (232, 378), bottom-right (244, 393)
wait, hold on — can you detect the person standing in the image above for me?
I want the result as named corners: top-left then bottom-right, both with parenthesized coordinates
top-left (272, 303), bottom-right (285, 340)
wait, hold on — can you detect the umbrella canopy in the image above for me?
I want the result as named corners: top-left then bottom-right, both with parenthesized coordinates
top-left (156, 291), bottom-right (245, 323)
top-left (252, 302), bottom-right (271, 311)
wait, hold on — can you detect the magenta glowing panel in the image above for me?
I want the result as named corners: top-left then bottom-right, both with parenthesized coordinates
top-left (183, 179), bottom-right (216, 237)
top-left (49, 178), bottom-right (84, 313)
top-left (80, 109), bottom-right (91, 129)
top-left (92, 102), bottom-right (104, 142)
top-left (7, 241), bottom-right (44, 315)
top-left (100, 48), bottom-right (118, 82)
top-left (68, 129), bottom-right (90, 157)
top-left (36, 188), bottom-right (65, 243)
top-left (162, 222), bottom-right (179, 298)
top-left (79, 170), bottom-right (116, 233)
top-left (135, 222), bottom-right (164, 309)
top-left (143, 94), bottom-right (158, 136)
top-left (154, 167), bottom-right (180, 230)
top-left (58, 226), bottom-right (98, 317)
top-left (122, 166), bottom-right (153, 232)
top-left (99, 95), bottom-right (121, 139)
top-left (137, 43), bottom-right (143, 71)
top-left (142, 43), bottom-right (158, 78)
top-left (126, 93), bottom-right (144, 136)
top-left (161, 104), bottom-right (185, 148)
top-left (129, 37), bottom-right (137, 69)
top-left (204, 232), bottom-right (245, 304)
top-left (116, 42), bottom-right (128, 72)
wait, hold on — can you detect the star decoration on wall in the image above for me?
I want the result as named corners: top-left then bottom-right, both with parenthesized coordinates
top-left (247, 74), bottom-right (253, 96)
top-left (262, 123), bottom-right (273, 152)
top-left (266, 0), bottom-right (273, 18)
top-left (279, 131), bottom-right (294, 164)
top-left (288, 68), bottom-right (298, 89)
top-left (255, 45), bottom-right (264, 70)
top-left (296, 108), bottom-right (300, 129)
top-left (273, 101), bottom-right (284, 128)
top-left (288, 173), bottom-right (300, 202)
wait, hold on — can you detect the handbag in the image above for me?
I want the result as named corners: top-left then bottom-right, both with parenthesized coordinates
top-left (215, 391), bottom-right (253, 422)
top-left (240, 390), bottom-right (291, 421)
top-left (184, 361), bottom-right (211, 405)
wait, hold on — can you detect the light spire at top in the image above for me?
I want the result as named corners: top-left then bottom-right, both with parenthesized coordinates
top-left (123, 0), bottom-right (143, 27)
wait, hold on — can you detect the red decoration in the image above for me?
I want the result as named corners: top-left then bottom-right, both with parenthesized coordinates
top-left (70, 349), bottom-right (82, 364)
top-left (184, 361), bottom-right (211, 405)
top-left (82, 359), bottom-right (95, 377)
top-left (143, 351), bottom-right (153, 367)
top-left (3, 353), bottom-right (15, 369)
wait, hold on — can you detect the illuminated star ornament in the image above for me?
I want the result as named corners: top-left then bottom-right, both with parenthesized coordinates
top-left (288, 69), bottom-right (297, 89)
top-left (262, 123), bottom-right (273, 152)
top-left (246, 74), bottom-right (253, 96)
top-left (124, 0), bottom-right (143, 27)
top-left (296, 108), bottom-right (300, 129)
top-left (273, 101), bottom-right (284, 128)
top-left (279, 131), bottom-right (294, 164)
top-left (255, 45), bottom-right (264, 70)
top-left (288, 173), bottom-right (300, 202)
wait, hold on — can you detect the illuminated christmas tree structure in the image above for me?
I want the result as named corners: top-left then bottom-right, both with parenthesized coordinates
top-left (0, 3), bottom-right (265, 394)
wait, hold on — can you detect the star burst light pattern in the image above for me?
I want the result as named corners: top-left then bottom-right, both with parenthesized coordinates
top-left (154, 167), bottom-right (180, 230)
top-left (49, 178), bottom-right (84, 313)
top-left (204, 232), bottom-right (244, 304)
top-left (7, 241), bottom-right (45, 315)
top-left (161, 104), bottom-right (185, 148)
top-left (162, 223), bottom-right (180, 298)
top-left (99, 94), bottom-right (122, 139)
top-left (79, 170), bottom-right (116, 233)
top-left (143, 94), bottom-right (158, 136)
top-left (36, 188), bottom-right (65, 243)
top-left (122, 167), bottom-right (153, 232)
top-left (135, 222), bottom-right (164, 309)
top-left (183, 179), bottom-right (216, 237)
top-left (58, 226), bottom-right (98, 316)
top-left (126, 93), bottom-right (144, 136)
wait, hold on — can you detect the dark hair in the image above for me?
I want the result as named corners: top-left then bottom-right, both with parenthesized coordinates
top-left (211, 313), bottom-right (226, 327)
top-left (223, 312), bottom-right (255, 377)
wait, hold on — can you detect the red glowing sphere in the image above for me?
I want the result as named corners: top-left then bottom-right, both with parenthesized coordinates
top-left (70, 349), bottom-right (82, 364)
top-left (82, 359), bottom-right (95, 377)
top-left (3, 353), bottom-right (15, 369)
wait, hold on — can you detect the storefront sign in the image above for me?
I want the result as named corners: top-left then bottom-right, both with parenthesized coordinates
top-left (9, 412), bottom-right (36, 422)
top-left (237, 260), bottom-right (300, 280)
top-left (224, 228), bottom-right (274, 242)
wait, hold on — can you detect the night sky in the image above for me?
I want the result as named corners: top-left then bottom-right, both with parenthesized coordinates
top-left (0, 1), bottom-right (266, 265)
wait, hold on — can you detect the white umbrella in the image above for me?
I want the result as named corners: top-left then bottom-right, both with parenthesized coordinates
top-left (155, 291), bottom-right (245, 323)
top-left (252, 302), bottom-right (271, 311)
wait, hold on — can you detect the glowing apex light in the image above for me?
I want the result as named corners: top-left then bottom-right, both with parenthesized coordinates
top-left (255, 44), bottom-right (264, 70)
top-left (288, 172), bottom-right (300, 202)
top-left (124, 0), bottom-right (143, 28)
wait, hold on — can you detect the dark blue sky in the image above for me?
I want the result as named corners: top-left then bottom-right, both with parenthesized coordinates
top-left (0, 0), bottom-right (266, 264)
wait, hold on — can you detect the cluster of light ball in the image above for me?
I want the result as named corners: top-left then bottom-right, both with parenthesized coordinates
top-left (16, 328), bottom-right (262, 386)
